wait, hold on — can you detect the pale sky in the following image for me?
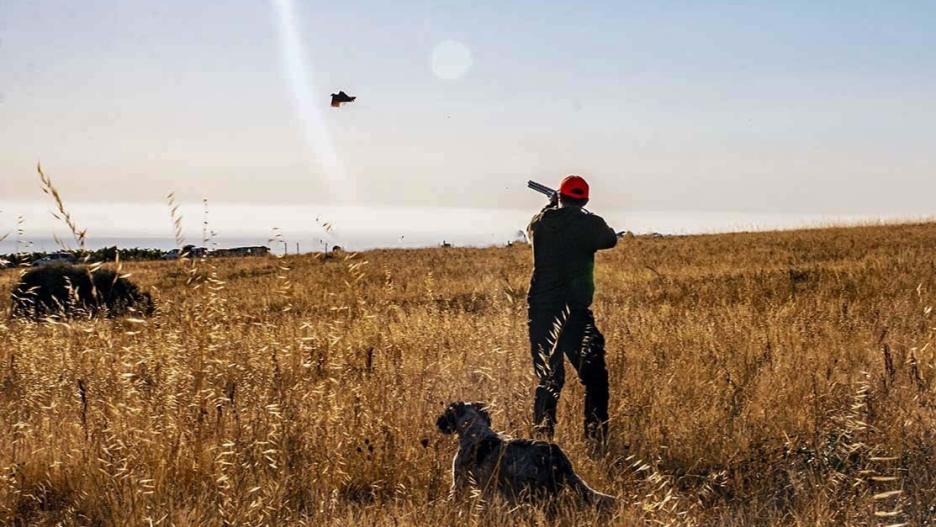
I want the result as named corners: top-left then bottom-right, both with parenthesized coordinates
top-left (1, 1), bottom-right (935, 219)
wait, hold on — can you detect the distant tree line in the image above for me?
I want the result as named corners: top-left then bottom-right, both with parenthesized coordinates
top-left (1, 246), bottom-right (166, 266)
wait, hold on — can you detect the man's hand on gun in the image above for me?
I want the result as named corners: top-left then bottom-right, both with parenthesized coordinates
top-left (527, 180), bottom-right (558, 207)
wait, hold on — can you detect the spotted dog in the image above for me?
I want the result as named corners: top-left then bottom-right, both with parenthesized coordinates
top-left (436, 401), bottom-right (615, 509)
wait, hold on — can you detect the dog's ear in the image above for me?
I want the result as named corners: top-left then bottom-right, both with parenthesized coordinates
top-left (436, 405), bottom-right (458, 435)
top-left (472, 402), bottom-right (492, 427)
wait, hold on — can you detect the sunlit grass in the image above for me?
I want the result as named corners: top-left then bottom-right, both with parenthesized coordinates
top-left (1, 222), bottom-right (935, 525)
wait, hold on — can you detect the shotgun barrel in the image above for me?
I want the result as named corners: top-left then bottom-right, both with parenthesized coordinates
top-left (527, 180), bottom-right (556, 198)
top-left (527, 179), bottom-right (592, 214)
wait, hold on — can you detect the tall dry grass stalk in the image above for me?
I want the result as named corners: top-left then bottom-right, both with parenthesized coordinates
top-left (2, 217), bottom-right (936, 525)
top-left (37, 163), bottom-right (86, 253)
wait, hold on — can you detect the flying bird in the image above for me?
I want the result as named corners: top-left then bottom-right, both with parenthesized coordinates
top-left (330, 91), bottom-right (356, 108)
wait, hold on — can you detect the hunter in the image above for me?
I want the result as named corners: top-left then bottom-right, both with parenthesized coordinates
top-left (527, 175), bottom-right (618, 444)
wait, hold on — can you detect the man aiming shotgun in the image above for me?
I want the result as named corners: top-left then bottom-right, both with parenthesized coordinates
top-left (526, 176), bottom-right (618, 445)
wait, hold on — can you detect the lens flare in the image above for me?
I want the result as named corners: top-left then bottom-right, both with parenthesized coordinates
top-left (271, 0), bottom-right (354, 202)
top-left (431, 40), bottom-right (473, 80)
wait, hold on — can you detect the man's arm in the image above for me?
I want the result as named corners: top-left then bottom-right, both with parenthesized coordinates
top-left (543, 191), bottom-right (558, 211)
top-left (589, 215), bottom-right (618, 250)
top-left (528, 193), bottom-right (558, 241)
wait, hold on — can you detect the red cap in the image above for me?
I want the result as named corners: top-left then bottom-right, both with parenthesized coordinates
top-left (558, 175), bottom-right (589, 200)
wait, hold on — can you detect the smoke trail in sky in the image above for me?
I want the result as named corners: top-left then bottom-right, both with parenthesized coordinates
top-left (271, 0), bottom-right (354, 202)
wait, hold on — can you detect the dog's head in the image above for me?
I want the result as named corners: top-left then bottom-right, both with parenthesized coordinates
top-left (136, 291), bottom-right (155, 316)
top-left (436, 401), bottom-right (492, 435)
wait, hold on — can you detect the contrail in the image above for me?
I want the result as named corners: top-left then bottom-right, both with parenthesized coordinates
top-left (271, 0), bottom-right (354, 202)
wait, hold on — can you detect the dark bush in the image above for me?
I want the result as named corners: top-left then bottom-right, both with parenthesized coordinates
top-left (10, 264), bottom-right (154, 319)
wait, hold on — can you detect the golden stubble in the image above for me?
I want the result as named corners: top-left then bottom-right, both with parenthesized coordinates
top-left (1, 220), bottom-right (935, 525)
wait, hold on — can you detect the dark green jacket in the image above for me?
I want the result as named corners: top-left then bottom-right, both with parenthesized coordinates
top-left (527, 205), bottom-right (617, 308)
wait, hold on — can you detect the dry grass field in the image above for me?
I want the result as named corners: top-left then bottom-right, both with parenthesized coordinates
top-left (2, 222), bottom-right (936, 526)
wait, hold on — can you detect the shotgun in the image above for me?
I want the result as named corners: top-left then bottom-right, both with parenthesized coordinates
top-left (527, 180), bottom-right (604, 219)
top-left (527, 180), bottom-right (556, 199)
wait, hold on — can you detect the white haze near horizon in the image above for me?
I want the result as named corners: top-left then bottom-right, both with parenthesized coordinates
top-left (2, 2), bottom-right (936, 217)
top-left (0, 201), bottom-right (924, 255)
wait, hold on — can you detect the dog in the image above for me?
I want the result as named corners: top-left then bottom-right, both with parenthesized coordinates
top-left (436, 401), bottom-right (615, 509)
top-left (11, 263), bottom-right (154, 319)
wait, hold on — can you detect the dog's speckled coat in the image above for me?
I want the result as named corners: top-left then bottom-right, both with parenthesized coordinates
top-left (436, 401), bottom-right (615, 509)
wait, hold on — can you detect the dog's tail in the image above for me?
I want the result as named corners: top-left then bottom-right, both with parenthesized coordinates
top-left (568, 475), bottom-right (616, 511)
top-left (549, 445), bottom-right (616, 511)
